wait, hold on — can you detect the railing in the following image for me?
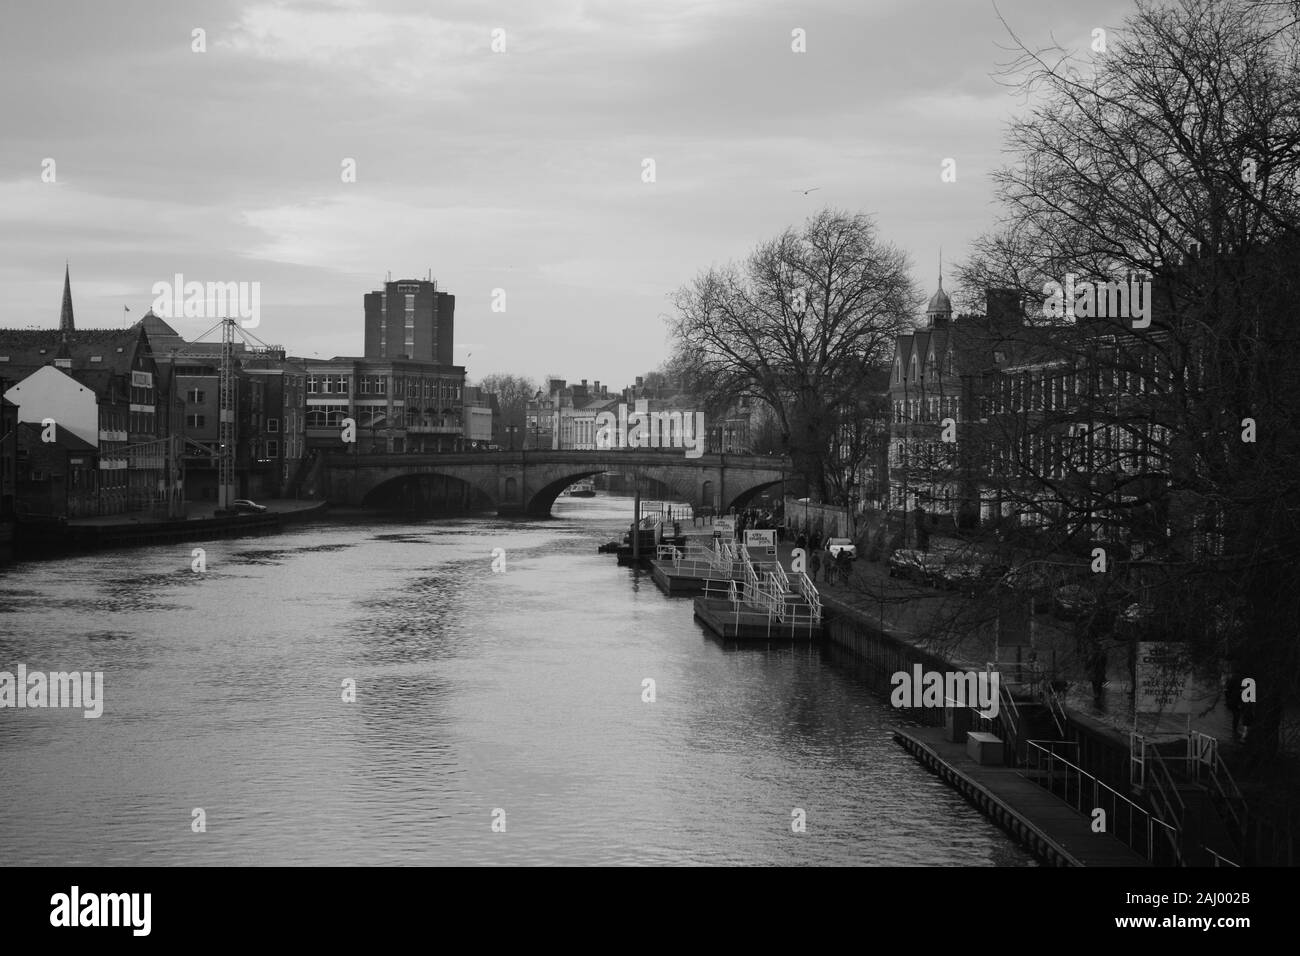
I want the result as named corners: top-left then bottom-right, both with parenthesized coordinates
top-left (1187, 732), bottom-right (1247, 843)
top-left (657, 544), bottom-right (681, 563)
top-left (1024, 740), bottom-right (1179, 865)
top-left (740, 547), bottom-right (784, 624)
top-left (696, 539), bottom-right (823, 636)
top-left (1043, 679), bottom-right (1069, 739)
top-left (1205, 846), bottom-right (1241, 868)
top-left (770, 561), bottom-right (790, 595)
top-left (983, 662), bottom-right (1023, 759)
top-left (794, 571), bottom-right (822, 627)
top-left (1143, 746), bottom-right (1187, 867)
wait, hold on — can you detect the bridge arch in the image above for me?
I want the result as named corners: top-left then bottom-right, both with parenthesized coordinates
top-left (360, 471), bottom-right (495, 513)
top-left (324, 450), bottom-right (792, 518)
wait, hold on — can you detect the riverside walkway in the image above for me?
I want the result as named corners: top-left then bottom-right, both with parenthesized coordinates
top-left (655, 531), bottom-right (1184, 865)
top-left (894, 726), bottom-right (1148, 866)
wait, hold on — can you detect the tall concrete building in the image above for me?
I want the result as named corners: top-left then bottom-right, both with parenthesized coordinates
top-left (363, 278), bottom-right (455, 364)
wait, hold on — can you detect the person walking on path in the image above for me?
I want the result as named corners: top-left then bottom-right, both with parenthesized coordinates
top-left (835, 548), bottom-right (851, 586)
top-left (808, 549), bottom-right (821, 583)
top-left (1225, 671), bottom-right (1244, 741)
top-left (1086, 645), bottom-right (1108, 704)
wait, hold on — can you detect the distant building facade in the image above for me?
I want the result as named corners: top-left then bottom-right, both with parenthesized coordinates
top-left (364, 278), bottom-right (455, 364)
top-left (0, 269), bottom-right (169, 518)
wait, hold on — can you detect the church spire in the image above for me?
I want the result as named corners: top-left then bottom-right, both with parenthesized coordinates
top-left (59, 262), bottom-right (75, 333)
top-left (925, 247), bottom-right (952, 329)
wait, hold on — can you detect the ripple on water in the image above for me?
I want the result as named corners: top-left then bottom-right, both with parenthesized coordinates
top-left (0, 507), bottom-right (1036, 866)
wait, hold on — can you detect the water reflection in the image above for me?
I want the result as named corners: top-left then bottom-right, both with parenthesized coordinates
top-left (0, 496), bottom-right (1033, 866)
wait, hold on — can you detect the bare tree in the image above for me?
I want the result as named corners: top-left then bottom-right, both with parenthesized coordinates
top-left (477, 373), bottom-right (537, 439)
top-left (953, 0), bottom-right (1300, 769)
top-left (669, 208), bottom-right (918, 500)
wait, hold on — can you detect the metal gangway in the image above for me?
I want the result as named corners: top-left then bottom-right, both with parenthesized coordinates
top-left (698, 540), bottom-right (823, 636)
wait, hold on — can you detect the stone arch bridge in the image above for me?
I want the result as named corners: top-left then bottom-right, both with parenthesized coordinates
top-left (321, 449), bottom-right (793, 516)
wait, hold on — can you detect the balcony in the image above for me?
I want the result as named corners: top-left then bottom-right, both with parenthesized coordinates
top-left (405, 424), bottom-right (461, 434)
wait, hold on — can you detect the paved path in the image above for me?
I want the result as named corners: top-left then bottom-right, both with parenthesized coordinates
top-left (723, 535), bottom-right (1256, 754)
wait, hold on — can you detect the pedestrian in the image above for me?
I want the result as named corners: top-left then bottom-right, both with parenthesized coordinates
top-left (809, 549), bottom-right (821, 582)
top-left (835, 548), bottom-right (851, 585)
top-left (1087, 645), bottom-right (1108, 703)
top-left (1234, 670), bottom-right (1257, 742)
top-left (1225, 671), bottom-right (1243, 741)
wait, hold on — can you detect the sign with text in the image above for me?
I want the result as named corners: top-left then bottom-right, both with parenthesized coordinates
top-left (1135, 641), bottom-right (1195, 714)
top-left (743, 530), bottom-right (775, 549)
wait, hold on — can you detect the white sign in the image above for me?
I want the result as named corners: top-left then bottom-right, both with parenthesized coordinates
top-left (1135, 642), bottom-right (1195, 714)
top-left (744, 530), bottom-right (775, 549)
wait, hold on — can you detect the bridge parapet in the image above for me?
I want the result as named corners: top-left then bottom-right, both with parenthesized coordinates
top-left (321, 449), bottom-right (793, 515)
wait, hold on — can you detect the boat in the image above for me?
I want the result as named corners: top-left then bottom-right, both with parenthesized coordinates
top-left (565, 479), bottom-right (596, 497)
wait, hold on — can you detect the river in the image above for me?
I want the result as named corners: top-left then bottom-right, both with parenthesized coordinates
top-left (0, 495), bottom-right (1033, 866)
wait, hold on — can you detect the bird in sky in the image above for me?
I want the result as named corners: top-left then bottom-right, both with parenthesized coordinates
top-left (792, 187), bottom-right (821, 195)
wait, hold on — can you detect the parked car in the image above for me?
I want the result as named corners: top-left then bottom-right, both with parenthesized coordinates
top-left (1052, 583), bottom-right (1097, 620)
top-left (888, 549), bottom-right (944, 585)
top-left (232, 498), bottom-right (268, 514)
top-left (825, 537), bottom-right (857, 560)
top-left (1114, 601), bottom-right (1156, 638)
top-left (998, 565), bottom-right (1056, 612)
top-left (937, 556), bottom-right (1008, 592)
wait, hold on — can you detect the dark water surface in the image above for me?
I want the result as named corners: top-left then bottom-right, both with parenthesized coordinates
top-left (0, 496), bottom-right (1034, 865)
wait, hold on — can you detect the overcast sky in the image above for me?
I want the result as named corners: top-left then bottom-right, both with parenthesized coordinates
top-left (0, 0), bottom-right (1134, 387)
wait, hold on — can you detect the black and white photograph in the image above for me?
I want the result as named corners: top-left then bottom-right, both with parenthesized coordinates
top-left (0, 0), bottom-right (1292, 932)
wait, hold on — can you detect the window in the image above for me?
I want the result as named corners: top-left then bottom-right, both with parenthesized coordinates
top-left (307, 375), bottom-right (319, 394)
top-left (267, 418), bottom-right (279, 433)
top-left (186, 414), bottom-right (206, 428)
top-left (187, 388), bottom-right (205, 403)
top-left (266, 440), bottom-right (279, 458)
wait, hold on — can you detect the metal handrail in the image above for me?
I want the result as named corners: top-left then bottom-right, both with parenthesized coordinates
top-left (740, 548), bottom-right (783, 623)
top-left (1024, 740), bottom-right (1178, 865)
top-left (794, 571), bottom-right (822, 626)
top-left (1205, 846), bottom-right (1241, 867)
top-left (1043, 679), bottom-right (1068, 738)
top-left (771, 561), bottom-right (790, 594)
top-left (1144, 747), bottom-right (1187, 866)
top-left (1188, 732), bottom-right (1247, 840)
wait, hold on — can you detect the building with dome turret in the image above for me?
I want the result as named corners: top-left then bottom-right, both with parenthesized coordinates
top-left (886, 282), bottom-right (1023, 541)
